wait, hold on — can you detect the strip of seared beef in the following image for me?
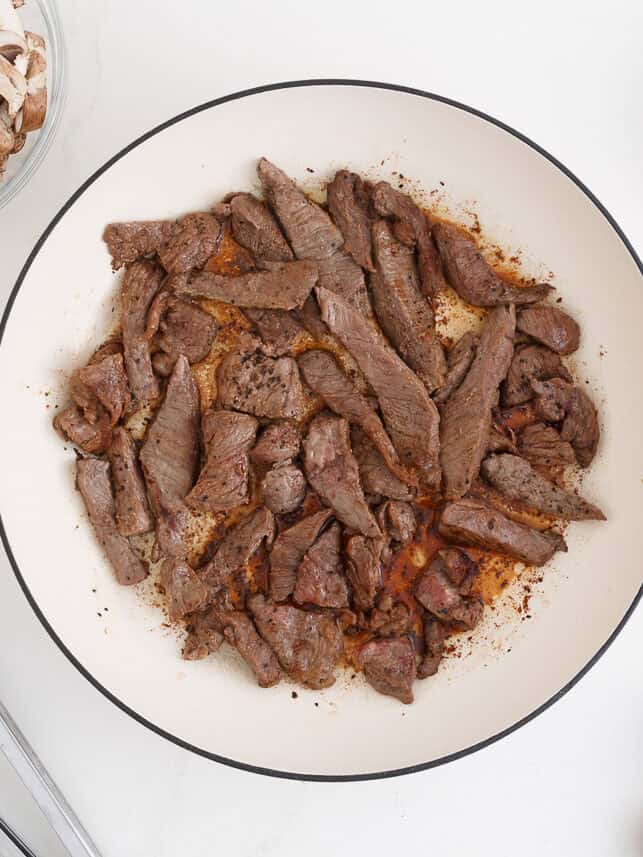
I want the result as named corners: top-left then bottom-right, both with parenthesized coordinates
top-left (433, 222), bottom-right (552, 306)
top-left (108, 427), bottom-right (152, 536)
top-left (230, 193), bottom-right (294, 262)
top-left (440, 304), bottom-right (515, 499)
top-left (417, 618), bottom-right (447, 678)
top-left (269, 508), bottom-right (333, 601)
top-left (183, 608), bottom-right (224, 660)
top-left (222, 611), bottom-right (282, 687)
top-left (358, 637), bottom-right (416, 704)
top-left (160, 557), bottom-right (209, 621)
top-left (186, 410), bottom-right (258, 512)
top-left (503, 344), bottom-right (572, 407)
top-left (317, 251), bottom-right (373, 317)
top-left (351, 427), bottom-right (414, 501)
top-left (293, 522), bottom-right (349, 608)
top-left (76, 458), bottom-right (147, 585)
top-left (370, 220), bottom-right (446, 392)
top-left (326, 170), bottom-right (375, 271)
top-left (120, 260), bottom-right (165, 407)
top-left (177, 260), bottom-right (318, 309)
top-left (317, 287), bottom-right (441, 486)
top-left (251, 420), bottom-right (301, 465)
top-left (245, 308), bottom-right (305, 355)
top-left (433, 331), bottom-right (478, 404)
top-left (201, 507), bottom-right (275, 591)
top-left (151, 296), bottom-right (217, 376)
top-left (261, 463), bottom-right (306, 514)
top-left (415, 554), bottom-right (483, 629)
top-left (345, 534), bottom-right (384, 610)
top-left (532, 379), bottom-right (600, 466)
top-left (516, 306), bottom-right (580, 354)
top-left (371, 181), bottom-right (446, 298)
top-left (73, 352), bottom-right (130, 426)
top-left (248, 593), bottom-right (343, 689)
top-left (487, 427), bottom-right (517, 454)
top-left (303, 414), bottom-right (381, 537)
top-left (518, 423), bottom-right (576, 472)
top-left (217, 351), bottom-right (305, 419)
top-left (103, 220), bottom-right (176, 270)
top-left (376, 500), bottom-right (417, 544)
top-left (439, 497), bottom-right (567, 565)
top-left (139, 355), bottom-right (200, 557)
top-left (54, 403), bottom-right (112, 454)
top-left (298, 350), bottom-right (415, 485)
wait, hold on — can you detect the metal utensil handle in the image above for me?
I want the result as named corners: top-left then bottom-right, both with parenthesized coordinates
top-left (0, 700), bottom-right (102, 857)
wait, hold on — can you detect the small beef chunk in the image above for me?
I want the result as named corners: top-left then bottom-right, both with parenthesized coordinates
top-left (532, 379), bottom-right (600, 467)
top-left (438, 547), bottom-right (479, 594)
top-left (440, 304), bottom-right (516, 500)
top-left (230, 192), bottom-right (294, 262)
top-left (371, 181), bottom-right (446, 298)
top-left (503, 344), bottom-right (572, 407)
top-left (351, 427), bottom-right (414, 501)
top-left (433, 222), bottom-right (552, 306)
top-left (73, 352), bottom-right (130, 426)
top-left (140, 356), bottom-right (200, 558)
top-left (439, 498), bottom-right (567, 566)
top-left (298, 350), bottom-right (415, 486)
top-left (433, 331), bottom-right (478, 404)
top-left (358, 637), bottom-right (416, 704)
top-left (269, 508), bottom-right (333, 601)
top-left (103, 220), bottom-right (175, 270)
top-left (201, 506), bottom-right (275, 590)
top-left (303, 413), bottom-right (380, 537)
top-left (222, 611), bottom-right (282, 687)
top-left (417, 618), bottom-right (447, 678)
top-left (157, 212), bottom-right (222, 274)
top-left (178, 260), bottom-right (318, 310)
top-left (152, 297), bottom-right (217, 375)
top-left (370, 220), bottom-right (446, 392)
top-left (76, 458), bottom-right (147, 585)
top-left (160, 557), bottom-right (209, 621)
top-left (120, 260), bottom-right (165, 407)
top-left (54, 402), bottom-right (112, 454)
top-left (251, 420), bottom-right (301, 465)
top-left (345, 534), bottom-right (384, 610)
top-left (108, 427), bottom-right (152, 536)
top-left (186, 410), bottom-right (258, 512)
top-left (217, 351), bottom-right (305, 420)
top-left (261, 463), bottom-right (306, 514)
top-left (376, 501), bottom-right (417, 544)
top-left (481, 453), bottom-right (605, 520)
top-left (249, 594), bottom-right (343, 689)
top-left (487, 427), bottom-right (517, 455)
top-left (370, 600), bottom-right (412, 637)
top-left (518, 422), bottom-right (576, 472)
top-left (245, 308), bottom-right (305, 355)
top-left (415, 554), bottom-right (483, 629)
top-left (327, 170), bottom-right (375, 271)
top-left (516, 306), bottom-right (580, 355)
top-left (318, 287), bottom-right (441, 486)
top-left (183, 608), bottom-right (225, 660)
top-left (294, 522), bottom-right (349, 608)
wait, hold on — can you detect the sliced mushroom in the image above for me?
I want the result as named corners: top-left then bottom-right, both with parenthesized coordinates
top-left (0, 102), bottom-right (14, 160)
top-left (0, 52), bottom-right (26, 116)
top-left (15, 30), bottom-right (46, 132)
top-left (0, 29), bottom-right (26, 62)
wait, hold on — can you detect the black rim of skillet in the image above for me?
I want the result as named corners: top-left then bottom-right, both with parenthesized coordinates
top-left (1, 79), bottom-right (641, 782)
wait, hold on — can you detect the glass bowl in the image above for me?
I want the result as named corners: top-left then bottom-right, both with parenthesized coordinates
top-left (0, 0), bottom-right (66, 209)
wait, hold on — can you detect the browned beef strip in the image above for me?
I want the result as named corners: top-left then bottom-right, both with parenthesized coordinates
top-left (201, 507), bottom-right (275, 590)
top-left (248, 593), bottom-right (343, 689)
top-left (222, 611), bottom-right (282, 687)
top-left (160, 557), bottom-right (209, 621)
top-left (230, 192), bottom-right (294, 262)
top-left (317, 251), bottom-right (372, 317)
top-left (186, 410), bottom-right (258, 512)
top-left (103, 220), bottom-right (175, 270)
top-left (358, 637), bottom-right (416, 704)
top-left (245, 308), bottom-right (305, 355)
top-left (439, 547), bottom-right (479, 594)
top-left (481, 453), bottom-right (605, 520)
top-left (433, 331), bottom-right (478, 404)
top-left (351, 427), bottom-right (414, 501)
top-left (139, 355), bottom-right (200, 558)
top-left (371, 181), bottom-right (446, 298)
top-left (370, 220), bottom-right (446, 392)
top-left (261, 463), bottom-right (306, 514)
top-left (293, 522), bottom-right (349, 608)
top-left (440, 305), bottom-right (516, 499)
top-left (54, 403), bottom-right (112, 454)
top-left (415, 554), bottom-right (483, 629)
top-left (327, 170), bottom-right (375, 271)
top-left (121, 261), bottom-right (165, 407)
top-left (439, 497), bottom-right (567, 566)
top-left (157, 213), bottom-right (222, 274)
top-left (376, 500), bottom-right (417, 544)
top-left (532, 379), bottom-right (600, 467)
top-left (345, 534), bottom-right (384, 610)
top-left (298, 350), bottom-right (415, 485)
top-left (108, 427), bottom-right (152, 536)
top-left (303, 414), bottom-right (380, 537)
top-left (417, 618), bottom-right (447, 678)
top-left (74, 352), bottom-right (130, 426)
top-left (182, 608), bottom-right (224, 660)
top-left (299, 293), bottom-right (329, 339)
top-left (257, 158), bottom-right (343, 260)
top-left (152, 297), bottom-right (217, 375)
top-left (217, 351), bottom-right (305, 420)
top-left (269, 508), bottom-right (333, 601)
top-left (518, 422), bottom-right (576, 471)
top-left (487, 427), bottom-right (517, 454)
top-left (503, 344), bottom-right (572, 407)
top-left (251, 420), bottom-right (301, 465)
top-left (76, 458), bottom-right (147, 585)
top-left (177, 260), bottom-right (318, 310)
top-left (317, 287), bottom-right (441, 486)
top-left (433, 222), bottom-right (553, 306)
top-left (517, 306), bottom-right (580, 354)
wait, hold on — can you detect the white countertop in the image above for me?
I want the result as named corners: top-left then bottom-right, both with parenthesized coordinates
top-left (0, 1), bottom-right (641, 854)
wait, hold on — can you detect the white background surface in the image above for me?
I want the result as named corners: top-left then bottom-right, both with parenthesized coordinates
top-left (0, 0), bottom-right (641, 854)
